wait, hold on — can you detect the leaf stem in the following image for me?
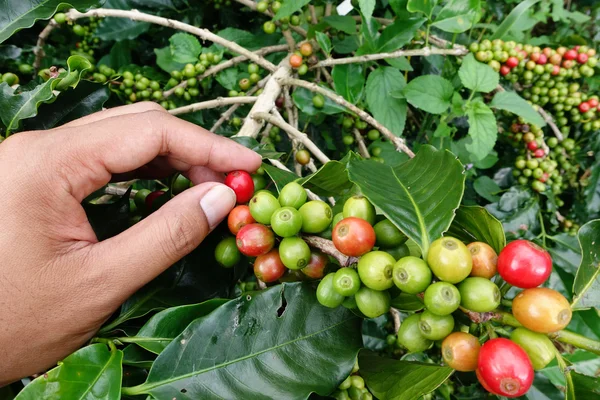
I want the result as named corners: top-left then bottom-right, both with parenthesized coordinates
top-left (424, 24), bottom-right (431, 47)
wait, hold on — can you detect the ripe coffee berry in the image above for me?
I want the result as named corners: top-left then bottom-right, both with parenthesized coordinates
top-left (300, 42), bottom-right (313, 57)
top-left (534, 149), bottom-right (545, 158)
top-left (228, 205), bottom-right (255, 235)
top-left (579, 102), bottom-right (591, 113)
top-left (577, 52), bottom-right (589, 64)
top-left (512, 288), bottom-right (572, 333)
top-left (477, 338), bottom-right (534, 398)
top-left (500, 65), bottom-right (510, 76)
top-left (290, 54), bottom-right (303, 68)
top-left (467, 242), bottom-right (497, 279)
top-left (442, 332), bottom-right (480, 372)
top-left (497, 240), bottom-right (552, 288)
top-left (564, 49), bottom-right (577, 60)
top-left (526, 141), bottom-right (538, 151)
top-left (225, 170), bottom-right (254, 204)
top-left (333, 217), bottom-right (376, 257)
top-left (236, 223), bottom-right (275, 256)
top-left (301, 250), bottom-right (328, 279)
top-left (506, 57), bottom-right (519, 68)
top-left (254, 249), bottom-right (286, 282)
top-left (145, 190), bottom-right (166, 211)
top-left (588, 98), bottom-right (599, 108)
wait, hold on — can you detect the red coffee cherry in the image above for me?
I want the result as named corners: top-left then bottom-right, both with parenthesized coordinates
top-left (225, 170), bottom-right (255, 204)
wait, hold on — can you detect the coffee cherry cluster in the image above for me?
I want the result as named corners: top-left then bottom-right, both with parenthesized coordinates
top-left (64, 16), bottom-right (102, 57)
top-left (507, 119), bottom-right (582, 207)
top-left (470, 40), bottom-right (599, 135)
top-left (289, 43), bottom-right (314, 76)
top-left (228, 63), bottom-right (265, 98)
top-left (340, 115), bottom-right (385, 162)
top-left (259, 1), bottom-right (303, 34)
top-left (111, 69), bottom-right (170, 106)
top-left (331, 360), bottom-right (373, 400)
top-left (217, 171), bottom-right (333, 283)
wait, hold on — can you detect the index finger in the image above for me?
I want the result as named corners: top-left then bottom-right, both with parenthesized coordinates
top-left (53, 109), bottom-right (262, 201)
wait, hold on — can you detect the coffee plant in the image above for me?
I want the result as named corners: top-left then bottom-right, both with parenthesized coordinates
top-left (1, 0), bottom-right (600, 399)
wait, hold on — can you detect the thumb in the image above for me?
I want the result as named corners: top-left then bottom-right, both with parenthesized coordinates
top-left (90, 182), bottom-right (236, 296)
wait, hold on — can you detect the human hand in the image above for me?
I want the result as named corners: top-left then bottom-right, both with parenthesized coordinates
top-left (0, 102), bottom-right (262, 385)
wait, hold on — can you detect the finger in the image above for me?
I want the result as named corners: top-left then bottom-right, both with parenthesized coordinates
top-left (87, 182), bottom-right (235, 298)
top-left (111, 164), bottom-right (225, 185)
top-left (52, 110), bottom-right (262, 201)
top-left (59, 102), bottom-right (167, 129)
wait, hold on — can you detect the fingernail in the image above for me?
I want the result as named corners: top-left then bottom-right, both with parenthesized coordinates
top-left (200, 184), bottom-right (236, 230)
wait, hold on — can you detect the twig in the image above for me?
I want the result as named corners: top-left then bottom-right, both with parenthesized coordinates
top-left (211, 77), bottom-right (267, 132)
top-left (268, 159), bottom-right (321, 201)
top-left (236, 59), bottom-right (292, 138)
top-left (390, 308), bottom-right (401, 334)
top-left (65, 8), bottom-right (277, 72)
top-left (163, 44), bottom-right (288, 98)
top-left (254, 111), bottom-right (331, 164)
top-left (309, 5), bottom-right (318, 24)
top-left (33, 19), bottom-right (59, 73)
top-left (313, 47), bottom-right (467, 68)
top-left (537, 107), bottom-right (564, 141)
top-left (302, 235), bottom-right (357, 266)
top-left (233, 0), bottom-right (307, 37)
top-left (282, 30), bottom-right (296, 52)
top-left (169, 96), bottom-right (257, 116)
top-left (281, 77), bottom-right (415, 157)
top-left (325, 2), bottom-right (332, 17)
top-left (353, 128), bottom-right (370, 158)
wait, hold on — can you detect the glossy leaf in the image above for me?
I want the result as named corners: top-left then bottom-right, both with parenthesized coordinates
top-left (366, 67), bottom-right (407, 137)
top-left (130, 299), bottom-right (228, 354)
top-left (347, 145), bottom-right (465, 256)
top-left (293, 87), bottom-right (346, 116)
top-left (583, 157), bottom-right (600, 215)
top-left (486, 186), bottom-right (540, 240)
top-left (377, 18), bottom-right (426, 53)
top-left (122, 345), bottom-right (156, 368)
top-left (402, 75), bottom-right (454, 114)
top-left (315, 31), bottom-right (332, 57)
top-left (231, 137), bottom-right (285, 159)
top-left (490, 91), bottom-right (546, 127)
top-left (274, 0), bottom-right (311, 19)
top-left (571, 220), bottom-right (600, 310)
top-left (15, 344), bottom-right (122, 400)
top-left (358, 0), bottom-right (376, 23)
top-left (473, 175), bottom-right (501, 202)
top-left (447, 205), bottom-right (506, 254)
top-left (391, 293), bottom-right (425, 311)
top-left (322, 15), bottom-right (356, 35)
top-left (170, 33), bottom-right (203, 64)
top-left (572, 371), bottom-right (600, 397)
top-left (23, 81), bottom-right (110, 130)
top-left (298, 155), bottom-right (356, 196)
top-left (0, 0), bottom-right (100, 44)
top-left (95, 0), bottom-right (150, 41)
top-left (407, 0), bottom-right (439, 19)
top-left (465, 100), bottom-right (497, 161)
top-left (359, 351), bottom-right (454, 400)
top-left (459, 53), bottom-right (500, 93)
top-left (262, 163), bottom-right (299, 192)
top-left (332, 64), bottom-right (365, 104)
top-left (125, 283), bottom-right (362, 399)
top-left (491, 0), bottom-right (542, 40)
top-left (155, 46), bottom-right (186, 73)
top-left (432, 0), bottom-right (481, 33)
top-left (362, 315), bottom-right (389, 351)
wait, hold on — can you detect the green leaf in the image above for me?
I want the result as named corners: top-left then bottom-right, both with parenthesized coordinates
top-left (169, 33), bottom-right (202, 64)
top-left (583, 157), bottom-right (600, 215)
top-left (105, 40), bottom-right (133, 69)
top-left (490, 91), bottom-right (546, 127)
top-left (432, 0), bottom-right (482, 33)
top-left (391, 293), bottom-right (425, 311)
top-left (377, 18), bottom-right (426, 53)
top-left (362, 315), bottom-right (390, 351)
top-left (95, 0), bottom-right (150, 41)
top-left (15, 344), bottom-right (122, 400)
top-left (466, 100), bottom-right (497, 161)
top-left (231, 137), bottom-right (285, 159)
top-left (486, 187), bottom-right (540, 241)
top-left (22, 81), bottom-right (110, 131)
top-left (366, 67), bottom-right (407, 137)
top-left (0, 55), bottom-right (91, 134)
top-left (402, 75), bottom-right (454, 114)
top-left (571, 220), bottom-right (600, 310)
top-left (293, 87), bottom-right (346, 116)
top-left (130, 299), bottom-right (228, 354)
top-left (274, 0), bottom-right (311, 20)
top-left (298, 156), bottom-right (356, 197)
top-left (358, 0), bottom-right (376, 23)
top-left (315, 31), bottom-right (332, 57)
top-left (491, 0), bottom-right (542, 40)
top-left (215, 67), bottom-right (239, 91)
top-left (458, 53), bottom-right (500, 93)
top-left (347, 145), bottom-right (465, 256)
top-left (123, 345), bottom-right (156, 368)
top-left (332, 64), bottom-right (365, 104)
top-left (0, 0), bottom-right (100, 44)
top-left (154, 46), bottom-right (186, 74)
top-left (447, 205), bottom-right (506, 254)
top-left (385, 56), bottom-right (413, 71)
top-left (127, 283), bottom-right (362, 399)
top-left (572, 371), bottom-right (600, 397)
top-left (473, 175), bottom-right (501, 202)
top-left (322, 16), bottom-right (357, 35)
top-left (262, 163), bottom-right (299, 192)
top-left (359, 351), bottom-right (454, 400)
top-left (407, 0), bottom-right (439, 19)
